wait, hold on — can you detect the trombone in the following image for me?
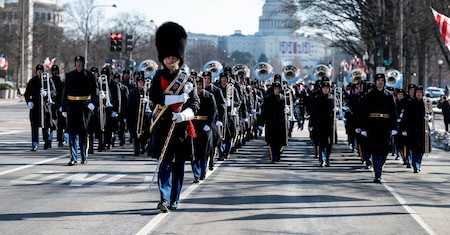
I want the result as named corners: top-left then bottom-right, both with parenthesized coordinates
top-left (137, 78), bottom-right (152, 138)
top-left (332, 86), bottom-right (343, 144)
top-left (41, 72), bottom-right (54, 127)
top-left (98, 74), bottom-right (113, 131)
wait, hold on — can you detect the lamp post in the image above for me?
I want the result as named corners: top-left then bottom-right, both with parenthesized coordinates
top-left (84, 4), bottom-right (117, 68)
top-left (438, 59), bottom-right (443, 88)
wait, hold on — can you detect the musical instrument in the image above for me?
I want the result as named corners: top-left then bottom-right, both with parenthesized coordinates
top-left (311, 64), bottom-right (332, 82)
top-left (424, 96), bottom-right (433, 154)
top-left (253, 62), bottom-right (273, 81)
top-left (41, 72), bottom-right (54, 127)
top-left (385, 69), bottom-right (403, 89)
top-left (202, 60), bottom-right (223, 80)
top-left (346, 68), bottom-right (366, 84)
top-left (137, 59), bottom-right (158, 79)
top-left (136, 78), bottom-right (152, 138)
top-left (98, 74), bottom-right (113, 131)
top-left (281, 65), bottom-right (301, 85)
top-left (332, 86), bottom-right (343, 143)
top-left (232, 64), bottom-right (250, 78)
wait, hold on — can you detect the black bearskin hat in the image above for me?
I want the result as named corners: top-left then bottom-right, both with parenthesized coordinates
top-left (155, 21), bottom-right (187, 67)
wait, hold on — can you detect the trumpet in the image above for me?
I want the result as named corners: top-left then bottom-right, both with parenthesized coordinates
top-left (41, 72), bottom-right (54, 127)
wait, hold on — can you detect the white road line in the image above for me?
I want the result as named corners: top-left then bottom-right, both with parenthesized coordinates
top-left (0, 130), bottom-right (25, 135)
top-left (135, 160), bottom-right (223, 235)
top-left (383, 183), bottom-right (437, 235)
top-left (0, 154), bottom-right (68, 176)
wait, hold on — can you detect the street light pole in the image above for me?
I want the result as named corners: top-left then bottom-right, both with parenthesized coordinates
top-left (438, 59), bottom-right (443, 88)
top-left (84, 4), bottom-right (117, 68)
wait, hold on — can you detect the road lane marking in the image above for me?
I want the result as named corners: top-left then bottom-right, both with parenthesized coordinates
top-left (0, 154), bottom-right (68, 176)
top-left (383, 183), bottom-right (437, 235)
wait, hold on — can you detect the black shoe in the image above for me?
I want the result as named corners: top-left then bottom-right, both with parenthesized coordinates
top-left (31, 146), bottom-right (38, 151)
top-left (209, 166), bottom-right (214, 171)
top-left (365, 165), bottom-right (372, 169)
top-left (67, 161), bottom-right (78, 166)
top-left (193, 178), bottom-right (200, 183)
top-left (373, 178), bottom-right (382, 183)
top-left (406, 163), bottom-right (411, 168)
top-left (217, 157), bottom-right (224, 161)
top-left (157, 201), bottom-right (169, 213)
top-left (43, 143), bottom-right (48, 150)
top-left (81, 160), bottom-right (87, 164)
top-left (414, 168), bottom-right (420, 173)
top-left (200, 175), bottom-right (205, 180)
top-left (88, 149), bottom-right (94, 154)
top-left (58, 142), bottom-right (64, 147)
top-left (169, 201), bottom-right (178, 210)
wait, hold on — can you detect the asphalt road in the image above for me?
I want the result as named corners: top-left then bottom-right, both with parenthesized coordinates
top-left (0, 99), bottom-right (449, 235)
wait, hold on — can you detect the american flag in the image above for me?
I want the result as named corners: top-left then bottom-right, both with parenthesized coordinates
top-left (0, 54), bottom-right (8, 71)
top-left (43, 57), bottom-right (56, 70)
top-left (431, 7), bottom-right (450, 51)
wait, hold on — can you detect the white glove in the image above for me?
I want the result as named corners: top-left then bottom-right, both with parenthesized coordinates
top-left (225, 100), bottom-right (231, 107)
top-left (99, 91), bottom-right (106, 99)
top-left (399, 112), bottom-right (404, 118)
top-left (87, 103), bottom-right (95, 111)
top-left (402, 131), bottom-right (408, 136)
top-left (333, 107), bottom-right (339, 112)
top-left (203, 125), bottom-right (211, 131)
top-left (424, 114), bottom-right (432, 121)
top-left (360, 131), bottom-right (367, 137)
top-left (141, 97), bottom-right (148, 104)
top-left (308, 127), bottom-right (313, 131)
top-left (251, 109), bottom-right (257, 114)
top-left (284, 106), bottom-right (290, 114)
top-left (397, 118), bottom-right (401, 123)
top-left (165, 94), bottom-right (189, 105)
top-left (355, 128), bottom-right (361, 134)
top-left (58, 107), bottom-right (62, 113)
top-left (241, 118), bottom-right (248, 123)
top-left (216, 120), bottom-right (223, 127)
top-left (62, 112), bottom-right (67, 118)
top-left (111, 111), bottom-right (118, 118)
top-left (342, 106), bottom-right (350, 112)
top-left (391, 130), bottom-right (398, 136)
top-left (40, 89), bottom-right (47, 97)
top-left (258, 126), bottom-right (264, 131)
top-left (172, 108), bottom-right (194, 123)
top-left (27, 101), bottom-right (34, 109)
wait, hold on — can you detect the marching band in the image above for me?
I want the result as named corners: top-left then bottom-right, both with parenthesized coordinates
top-left (24, 23), bottom-right (437, 212)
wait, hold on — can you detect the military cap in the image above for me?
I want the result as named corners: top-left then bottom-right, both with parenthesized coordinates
top-left (224, 66), bottom-right (232, 73)
top-left (195, 76), bottom-right (204, 85)
top-left (51, 65), bottom-right (60, 72)
top-left (113, 73), bottom-right (120, 78)
top-left (90, 66), bottom-right (99, 73)
top-left (415, 85), bottom-right (424, 91)
top-left (202, 71), bottom-right (212, 77)
top-left (190, 71), bottom-right (198, 76)
top-left (219, 72), bottom-right (227, 78)
top-left (74, 55), bottom-right (85, 65)
top-left (407, 84), bottom-right (417, 90)
top-left (321, 80), bottom-right (331, 87)
top-left (123, 69), bottom-right (130, 74)
top-left (36, 64), bottom-right (44, 71)
top-left (274, 74), bottom-right (282, 81)
top-left (272, 82), bottom-right (282, 88)
top-left (100, 67), bottom-right (110, 76)
top-left (374, 73), bottom-right (385, 81)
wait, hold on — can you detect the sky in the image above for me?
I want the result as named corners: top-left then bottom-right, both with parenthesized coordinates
top-left (94, 0), bottom-right (266, 36)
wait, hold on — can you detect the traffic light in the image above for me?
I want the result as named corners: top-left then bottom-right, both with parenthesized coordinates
top-left (110, 33), bottom-right (123, 51)
top-left (125, 34), bottom-right (133, 52)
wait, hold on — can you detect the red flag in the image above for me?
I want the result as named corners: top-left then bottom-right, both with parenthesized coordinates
top-left (0, 54), bottom-right (8, 71)
top-left (431, 7), bottom-right (450, 51)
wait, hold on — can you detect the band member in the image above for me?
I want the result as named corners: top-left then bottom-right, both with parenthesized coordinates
top-left (50, 65), bottom-right (66, 147)
top-left (437, 95), bottom-right (450, 132)
top-left (118, 70), bottom-right (131, 146)
top-left (360, 73), bottom-right (397, 183)
top-left (394, 88), bottom-right (407, 161)
top-left (202, 71), bottom-right (226, 170)
top-left (191, 75), bottom-right (217, 182)
top-left (125, 73), bottom-right (148, 156)
top-left (401, 85), bottom-right (431, 173)
top-left (294, 82), bottom-right (307, 131)
top-left (149, 22), bottom-right (200, 212)
top-left (402, 84), bottom-right (417, 168)
top-left (61, 56), bottom-right (99, 166)
top-left (258, 82), bottom-right (288, 163)
top-left (24, 64), bottom-right (56, 151)
top-left (88, 66), bottom-right (99, 154)
top-left (217, 72), bottom-right (240, 161)
top-left (310, 80), bottom-right (335, 166)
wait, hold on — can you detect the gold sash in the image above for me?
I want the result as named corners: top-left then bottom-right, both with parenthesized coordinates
top-left (150, 69), bottom-right (190, 133)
